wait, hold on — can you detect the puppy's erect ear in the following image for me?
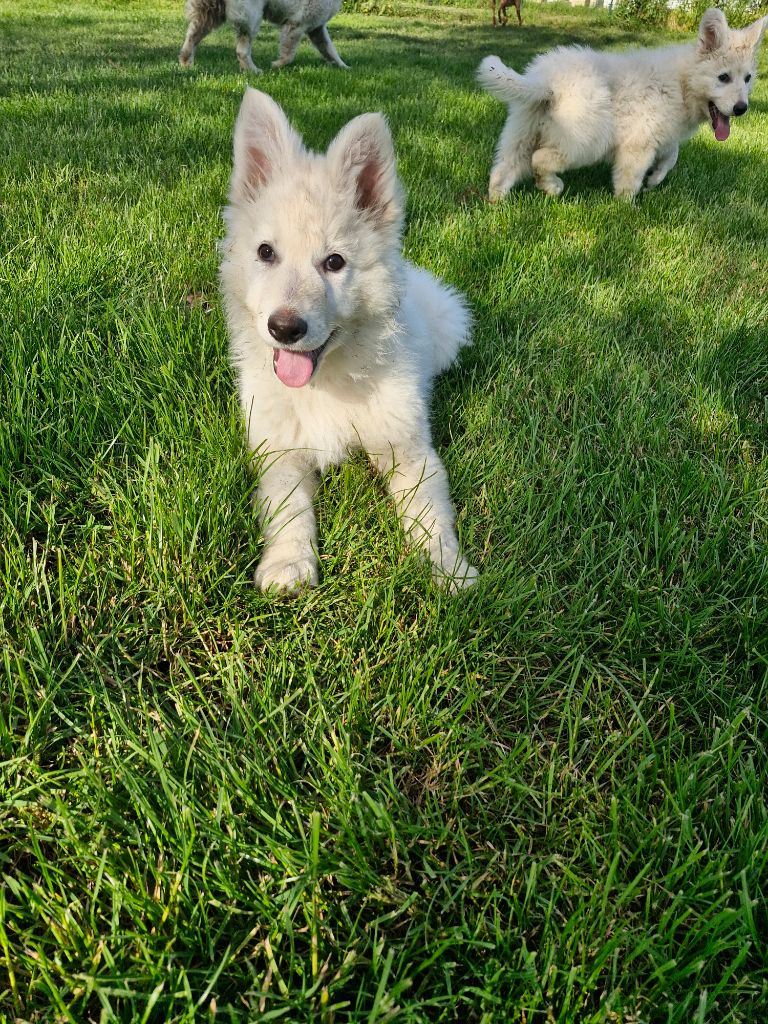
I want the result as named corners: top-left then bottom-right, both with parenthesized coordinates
top-left (326, 113), bottom-right (404, 227)
top-left (738, 13), bottom-right (768, 54)
top-left (698, 8), bottom-right (728, 52)
top-left (230, 88), bottom-right (303, 200)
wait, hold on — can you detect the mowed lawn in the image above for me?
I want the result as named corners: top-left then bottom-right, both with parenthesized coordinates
top-left (1, 0), bottom-right (768, 1020)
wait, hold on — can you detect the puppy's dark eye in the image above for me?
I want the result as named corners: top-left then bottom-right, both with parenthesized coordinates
top-left (718, 72), bottom-right (731, 83)
top-left (324, 253), bottom-right (346, 273)
top-left (257, 243), bottom-right (275, 263)
top-left (745, 73), bottom-right (752, 83)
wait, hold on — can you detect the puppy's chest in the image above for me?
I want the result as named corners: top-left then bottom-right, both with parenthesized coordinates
top-left (263, 385), bottom-right (374, 466)
top-left (261, 375), bottom-right (415, 470)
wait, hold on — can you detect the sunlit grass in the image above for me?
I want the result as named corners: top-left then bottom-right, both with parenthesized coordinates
top-left (1, 0), bottom-right (767, 1020)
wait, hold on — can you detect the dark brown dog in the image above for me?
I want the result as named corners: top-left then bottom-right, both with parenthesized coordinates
top-left (492, 0), bottom-right (521, 26)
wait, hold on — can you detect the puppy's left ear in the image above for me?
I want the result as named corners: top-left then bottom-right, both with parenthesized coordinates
top-left (327, 113), bottom-right (404, 227)
top-left (739, 13), bottom-right (768, 53)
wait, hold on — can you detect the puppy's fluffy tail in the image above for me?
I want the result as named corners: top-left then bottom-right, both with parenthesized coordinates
top-left (477, 55), bottom-right (551, 105)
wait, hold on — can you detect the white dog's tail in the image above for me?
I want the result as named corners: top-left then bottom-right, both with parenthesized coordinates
top-left (477, 55), bottom-right (551, 105)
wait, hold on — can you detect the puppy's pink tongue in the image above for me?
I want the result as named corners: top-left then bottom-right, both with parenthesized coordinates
top-left (273, 349), bottom-right (314, 388)
top-left (713, 111), bottom-right (730, 142)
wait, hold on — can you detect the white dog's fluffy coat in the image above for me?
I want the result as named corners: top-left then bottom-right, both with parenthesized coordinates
top-left (179, 0), bottom-right (347, 73)
top-left (220, 89), bottom-right (477, 593)
top-left (478, 8), bottom-right (767, 199)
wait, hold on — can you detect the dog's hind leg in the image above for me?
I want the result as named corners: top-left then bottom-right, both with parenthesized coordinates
top-left (531, 145), bottom-right (566, 196)
top-left (644, 144), bottom-right (679, 189)
top-left (179, 7), bottom-right (222, 66)
top-left (488, 114), bottom-right (534, 201)
top-left (307, 25), bottom-right (349, 68)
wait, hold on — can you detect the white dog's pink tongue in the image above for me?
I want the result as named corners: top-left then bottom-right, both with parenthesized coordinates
top-left (713, 110), bottom-right (730, 142)
top-left (273, 349), bottom-right (314, 388)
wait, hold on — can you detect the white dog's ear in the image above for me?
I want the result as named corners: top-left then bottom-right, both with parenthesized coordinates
top-left (230, 89), bottom-right (303, 200)
top-left (698, 8), bottom-right (729, 52)
top-left (326, 113), bottom-right (403, 227)
top-left (739, 13), bottom-right (768, 53)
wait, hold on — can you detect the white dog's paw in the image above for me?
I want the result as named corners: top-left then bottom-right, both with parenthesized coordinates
top-left (538, 175), bottom-right (564, 197)
top-left (255, 553), bottom-right (319, 593)
top-left (432, 556), bottom-right (479, 593)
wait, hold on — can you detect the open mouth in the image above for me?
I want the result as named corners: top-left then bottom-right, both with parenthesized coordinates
top-left (272, 330), bottom-right (337, 388)
top-left (709, 101), bottom-right (730, 142)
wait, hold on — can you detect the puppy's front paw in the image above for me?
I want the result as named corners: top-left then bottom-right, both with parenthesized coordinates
top-left (432, 556), bottom-right (479, 593)
top-left (255, 552), bottom-right (319, 593)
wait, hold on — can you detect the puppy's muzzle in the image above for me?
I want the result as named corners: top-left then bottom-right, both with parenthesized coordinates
top-left (732, 101), bottom-right (748, 117)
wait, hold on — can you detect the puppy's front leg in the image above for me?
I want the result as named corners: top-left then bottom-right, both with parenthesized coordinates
top-left (254, 451), bottom-right (320, 593)
top-left (612, 145), bottom-right (657, 199)
top-left (372, 444), bottom-right (477, 591)
top-left (645, 144), bottom-right (679, 189)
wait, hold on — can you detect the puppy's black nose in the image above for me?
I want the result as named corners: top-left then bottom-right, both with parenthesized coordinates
top-left (268, 310), bottom-right (308, 345)
top-left (733, 101), bottom-right (748, 116)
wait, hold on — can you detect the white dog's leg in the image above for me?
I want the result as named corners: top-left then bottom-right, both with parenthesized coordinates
top-left (372, 446), bottom-right (477, 591)
top-left (272, 23), bottom-right (305, 67)
top-left (531, 146), bottom-right (566, 196)
top-left (644, 144), bottom-right (679, 189)
top-left (225, 0), bottom-right (263, 71)
top-left (179, 6), bottom-right (223, 66)
top-left (254, 453), bottom-right (320, 592)
top-left (179, 23), bottom-right (206, 66)
top-left (488, 115), bottom-right (533, 201)
top-left (489, 155), bottom-right (530, 201)
top-left (307, 25), bottom-right (349, 68)
top-left (612, 147), bottom-right (657, 199)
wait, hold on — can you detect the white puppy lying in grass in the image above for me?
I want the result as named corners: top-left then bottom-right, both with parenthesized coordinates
top-left (220, 90), bottom-right (477, 593)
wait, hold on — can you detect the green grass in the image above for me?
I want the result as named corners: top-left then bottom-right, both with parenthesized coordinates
top-left (1, 0), bottom-right (768, 1020)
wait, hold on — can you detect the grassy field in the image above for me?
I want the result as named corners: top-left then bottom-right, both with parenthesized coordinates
top-left (2, 0), bottom-right (768, 1020)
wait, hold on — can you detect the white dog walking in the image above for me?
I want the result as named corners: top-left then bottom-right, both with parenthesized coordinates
top-left (179, 0), bottom-right (348, 72)
top-left (220, 90), bottom-right (477, 593)
top-left (478, 8), bottom-right (767, 199)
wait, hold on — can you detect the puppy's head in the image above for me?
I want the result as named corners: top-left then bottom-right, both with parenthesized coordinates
top-left (221, 89), bottom-right (404, 388)
top-left (695, 8), bottom-right (767, 140)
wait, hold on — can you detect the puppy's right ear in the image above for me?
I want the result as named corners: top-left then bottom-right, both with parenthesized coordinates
top-left (698, 8), bottom-right (728, 52)
top-left (230, 89), bottom-right (303, 200)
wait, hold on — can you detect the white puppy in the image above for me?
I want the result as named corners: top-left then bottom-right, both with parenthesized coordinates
top-left (478, 8), bottom-right (767, 199)
top-left (179, 0), bottom-right (347, 73)
top-left (220, 90), bottom-right (477, 593)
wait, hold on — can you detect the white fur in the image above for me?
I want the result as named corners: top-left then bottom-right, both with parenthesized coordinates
top-left (478, 8), bottom-right (767, 199)
top-left (179, 0), bottom-right (347, 73)
top-left (220, 89), bottom-right (476, 593)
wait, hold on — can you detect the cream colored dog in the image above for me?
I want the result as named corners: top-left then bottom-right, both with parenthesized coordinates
top-left (478, 8), bottom-right (767, 199)
top-left (220, 90), bottom-right (477, 593)
top-left (179, 0), bottom-right (347, 72)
